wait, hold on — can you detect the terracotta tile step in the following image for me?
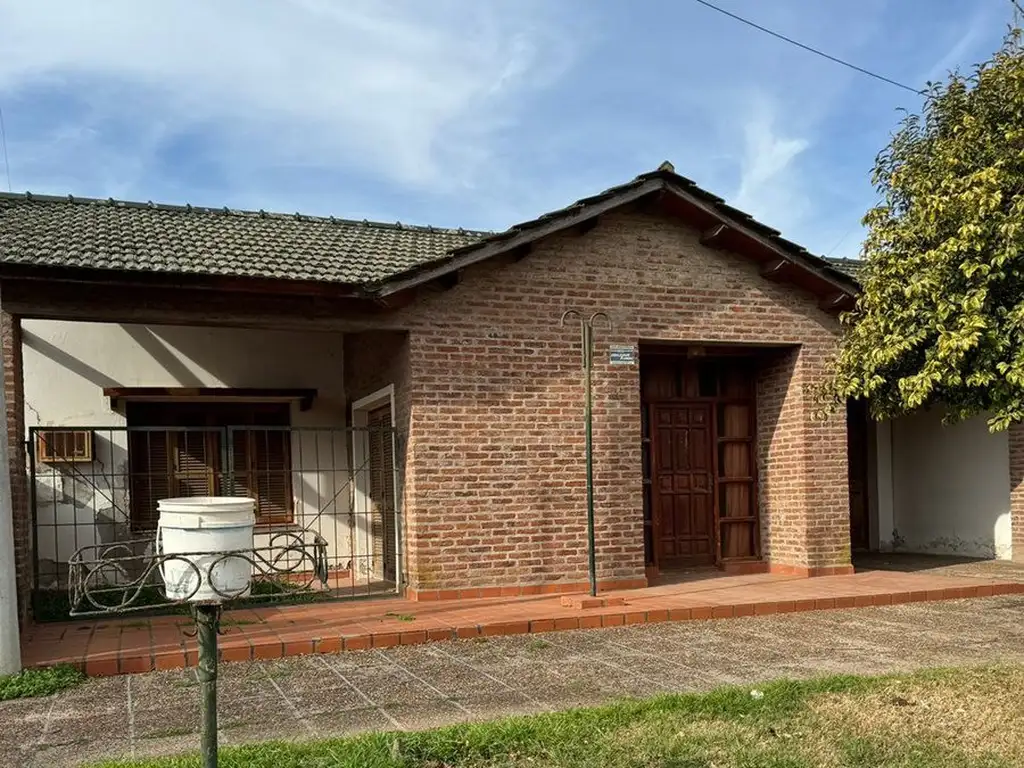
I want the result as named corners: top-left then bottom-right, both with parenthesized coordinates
top-left (26, 575), bottom-right (1024, 677)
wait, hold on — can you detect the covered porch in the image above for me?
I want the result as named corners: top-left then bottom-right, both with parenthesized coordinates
top-left (1, 267), bottom-right (415, 624)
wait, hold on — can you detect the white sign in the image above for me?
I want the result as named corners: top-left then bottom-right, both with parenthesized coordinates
top-left (609, 344), bottom-right (637, 365)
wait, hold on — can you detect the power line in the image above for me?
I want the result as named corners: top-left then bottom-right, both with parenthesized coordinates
top-left (691, 0), bottom-right (925, 95)
top-left (0, 105), bottom-right (10, 192)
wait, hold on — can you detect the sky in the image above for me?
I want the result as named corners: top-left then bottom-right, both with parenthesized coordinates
top-left (0, 0), bottom-right (1013, 259)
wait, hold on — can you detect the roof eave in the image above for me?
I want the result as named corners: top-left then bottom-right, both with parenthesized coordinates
top-left (371, 173), bottom-right (858, 305)
top-left (370, 178), bottom-right (665, 298)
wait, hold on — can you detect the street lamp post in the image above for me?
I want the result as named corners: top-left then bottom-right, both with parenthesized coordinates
top-left (561, 310), bottom-right (609, 598)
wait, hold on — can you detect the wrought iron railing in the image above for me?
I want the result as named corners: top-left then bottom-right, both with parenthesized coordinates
top-left (29, 424), bottom-right (401, 617)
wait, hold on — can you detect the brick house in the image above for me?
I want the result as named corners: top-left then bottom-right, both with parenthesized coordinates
top-left (1, 162), bottom-right (1021, 629)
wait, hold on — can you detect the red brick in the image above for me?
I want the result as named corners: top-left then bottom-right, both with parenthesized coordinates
top-left (283, 640), bottom-right (314, 657)
top-left (315, 637), bottom-right (342, 654)
top-left (119, 654), bottom-right (153, 675)
top-left (530, 619), bottom-right (555, 633)
top-left (252, 642), bottom-right (283, 660)
top-left (372, 633), bottom-right (401, 648)
top-left (220, 645), bottom-right (252, 663)
top-left (400, 631), bottom-right (428, 646)
top-left (154, 651), bottom-right (186, 671)
top-left (344, 635), bottom-right (372, 651)
top-left (691, 607), bottom-right (714, 620)
top-left (85, 658), bottom-right (119, 677)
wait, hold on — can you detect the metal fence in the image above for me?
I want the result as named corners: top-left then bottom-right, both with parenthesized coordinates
top-left (29, 424), bottom-right (400, 615)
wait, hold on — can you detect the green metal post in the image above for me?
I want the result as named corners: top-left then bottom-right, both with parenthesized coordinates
top-left (195, 604), bottom-right (222, 768)
top-left (583, 323), bottom-right (598, 598)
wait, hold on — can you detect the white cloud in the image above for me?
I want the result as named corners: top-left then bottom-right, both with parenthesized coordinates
top-left (0, 0), bottom-right (578, 197)
top-left (731, 99), bottom-right (811, 232)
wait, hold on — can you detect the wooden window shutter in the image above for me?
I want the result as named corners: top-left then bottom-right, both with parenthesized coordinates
top-left (127, 401), bottom-right (293, 529)
top-left (128, 431), bottom-right (174, 531)
top-left (367, 405), bottom-right (396, 580)
top-left (237, 428), bottom-right (293, 525)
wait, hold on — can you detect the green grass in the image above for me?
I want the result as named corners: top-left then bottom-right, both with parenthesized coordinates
top-left (86, 665), bottom-right (1024, 768)
top-left (0, 664), bottom-right (85, 701)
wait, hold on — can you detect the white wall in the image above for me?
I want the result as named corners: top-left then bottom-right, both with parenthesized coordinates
top-left (22, 320), bottom-right (358, 587)
top-left (876, 408), bottom-right (1012, 560)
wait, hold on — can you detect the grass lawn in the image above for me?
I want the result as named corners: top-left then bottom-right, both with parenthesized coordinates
top-left (0, 663), bottom-right (84, 701)
top-left (93, 664), bottom-right (1023, 768)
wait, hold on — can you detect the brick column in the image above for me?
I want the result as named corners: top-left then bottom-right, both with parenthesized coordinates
top-left (1, 312), bottom-right (30, 621)
top-left (757, 345), bottom-right (851, 576)
top-left (1009, 423), bottom-right (1024, 563)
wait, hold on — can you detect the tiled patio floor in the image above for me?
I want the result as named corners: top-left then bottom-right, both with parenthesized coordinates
top-left (22, 562), bottom-right (1024, 677)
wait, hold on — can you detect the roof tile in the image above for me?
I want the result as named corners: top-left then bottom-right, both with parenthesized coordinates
top-left (0, 193), bottom-right (487, 285)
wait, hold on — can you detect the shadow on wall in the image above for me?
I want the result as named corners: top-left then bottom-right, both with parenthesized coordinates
top-left (22, 330), bottom-right (121, 390)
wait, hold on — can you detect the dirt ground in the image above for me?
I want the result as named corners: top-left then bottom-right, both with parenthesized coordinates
top-left (5, 593), bottom-right (1024, 768)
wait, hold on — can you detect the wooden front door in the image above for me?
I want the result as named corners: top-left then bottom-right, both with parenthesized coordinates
top-left (651, 403), bottom-right (715, 566)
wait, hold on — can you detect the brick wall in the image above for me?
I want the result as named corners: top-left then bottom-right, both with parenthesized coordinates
top-left (1, 311), bottom-right (30, 620)
top-left (383, 210), bottom-right (850, 591)
top-left (1010, 423), bottom-right (1024, 563)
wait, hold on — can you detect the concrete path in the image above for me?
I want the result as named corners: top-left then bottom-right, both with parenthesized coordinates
top-left (5, 593), bottom-right (1024, 767)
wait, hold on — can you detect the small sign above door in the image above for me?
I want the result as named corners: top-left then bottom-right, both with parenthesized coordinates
top-left (609, 344), bottom-right (637, 366)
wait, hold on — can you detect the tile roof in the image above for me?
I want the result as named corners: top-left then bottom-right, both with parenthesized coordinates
top-left (0, 193), bottom-right (488, 286)
top-left (822, 257), bottom-right (864, 279)
top-left (0, 168), bottom-right (863, 291)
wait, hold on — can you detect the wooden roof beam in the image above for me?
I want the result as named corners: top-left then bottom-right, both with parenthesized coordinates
top-left (700, 224), bottom-right (729, 248)
top-left (818, 292), bottom-right (850, 312)
top-left (759, 258), bottom-right (789, 281)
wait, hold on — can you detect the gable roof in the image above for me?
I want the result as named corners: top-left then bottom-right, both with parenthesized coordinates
top-left (0, 164), bottom-right (861, 299)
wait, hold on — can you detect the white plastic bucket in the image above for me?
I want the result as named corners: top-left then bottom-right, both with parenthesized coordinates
top-left (156, 497), bottom-right (256, 602)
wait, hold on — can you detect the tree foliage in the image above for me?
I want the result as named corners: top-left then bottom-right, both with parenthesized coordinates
top-left (830, 30), bottom-right (1024, 431)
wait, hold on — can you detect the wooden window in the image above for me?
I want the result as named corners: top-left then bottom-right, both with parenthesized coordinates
top-left (35, 429), bottom-right (94, 463)
top-left (127, 402), bottom-right (293, 530)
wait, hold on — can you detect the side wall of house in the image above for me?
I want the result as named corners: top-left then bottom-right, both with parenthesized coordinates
top-left (388, 210), bottom-right (849, 593)
top-left (875, 409), bottom-right (1012, 560)
top-left (21, 320), bottom-right (351, 589)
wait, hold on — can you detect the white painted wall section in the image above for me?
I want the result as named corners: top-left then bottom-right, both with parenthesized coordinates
top-left (22, 320), bottom-right (359, 586)
top-left (877, 408), bottom-right (1012, 560)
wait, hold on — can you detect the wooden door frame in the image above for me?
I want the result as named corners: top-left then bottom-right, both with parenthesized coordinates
top-left (642, 367), bottom-right (763, 569)
top-left (351, 384), bottom-right (400, 584)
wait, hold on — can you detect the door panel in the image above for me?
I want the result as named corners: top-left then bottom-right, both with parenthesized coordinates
top-left (652, 403), bottom-right (715, 566)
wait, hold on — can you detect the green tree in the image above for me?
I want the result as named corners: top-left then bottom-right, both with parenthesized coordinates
top-left (830, 29), bottom-right (1024, 431)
